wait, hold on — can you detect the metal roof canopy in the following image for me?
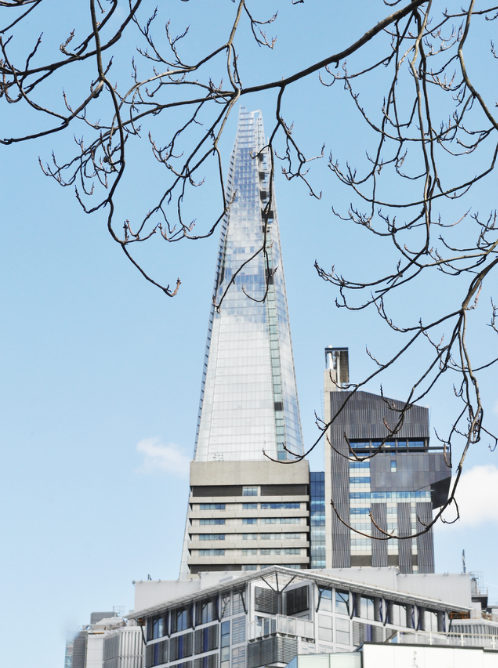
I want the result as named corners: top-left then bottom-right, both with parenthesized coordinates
top-left (128, 566), bottom-right (471, 620)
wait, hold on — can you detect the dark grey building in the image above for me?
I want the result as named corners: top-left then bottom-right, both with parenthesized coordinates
top-left (323, 348), bottom-right (451, 573)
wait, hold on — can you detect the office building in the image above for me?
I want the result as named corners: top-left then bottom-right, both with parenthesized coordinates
top-left (323, 347), bottom-right (451, 573)
top-left (68, 612), bottom-right (142, 668)
top-left (180, 108), bottom-right (310, 578)
top-left (130, 565), bottom-right (498, 668)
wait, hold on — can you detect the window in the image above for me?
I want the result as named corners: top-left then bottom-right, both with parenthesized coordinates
top-left (242, 534), bottom-right (258, 540)
top-left (194, 656), bottom-right (217, 668)
top-left (242, 487), bottom-right (258, 496)
top-left (232, 647), bottom-right (246, 668)
top-left (194, 625), bottom-right (219, 654)
top-left (199, 534), bottom-right (225, 541)
top-left (232, 591), bottom-right (245, 615)
top-left (254, 587), bottom-right (278, 614)
top-left (286, 586), bottom-right (309, 616)
top-left (336, 590), bottom-right (350, 616)
top-left (336, 617), bottom-right (350, 645)
top-left (351, 508), bottom-right (369, 515)
top-left (260, 502), bottom-right (300, 509)
top-left (391, 461), bottom-right (397, 473)
top-left (220, 594), bottom-right (231, 618)
top-left (147, 613), bottom-right (167, 641)
top-left (200, 519), bottom-right (225, 525)
top-left (423, 609), bottom-right (438, 632)
top-left (318, 615), bottom-right (333, 642)
top-left (261, 533), bottom-right (301, 540)
top-left (242, 565), bottom-right (257, 571)
top-left (389, 603), bottom-right (407, 627)
top-left (170, 632), bottom-right (193, 659)
top-left (200, 504), bottom-right (225, 510)
top-left (232, 616), bottom-right (246, 644)
top-left (171, 607), bottom-right (192, 633)
top-left (199, 550), bottom-right (225, 556)
top-left (196, 598), bottom-right (218, 625)
top-left (145, 640), bottom-right (168, 668)
top-left (318, 586), bottom-right (332, 612)
top-left (242, 503), bottom-right (258, 510)
top-left (221, 621), bottom-right (230, 668)
top-left (242, 549), bottom-right (257, 556)
top-left (242, 518), bottom-right (258, 525)
top-left (360, 597), bottom-right (375, 621)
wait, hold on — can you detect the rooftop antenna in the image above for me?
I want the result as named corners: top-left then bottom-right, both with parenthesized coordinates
top-left (462, 549), bottom-right (466, 574)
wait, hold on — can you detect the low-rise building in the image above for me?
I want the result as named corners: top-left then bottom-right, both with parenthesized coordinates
top-left (129, 565), bottom-right (498, 668)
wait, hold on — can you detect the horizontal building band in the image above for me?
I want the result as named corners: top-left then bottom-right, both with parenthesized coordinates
top-left (189, 525), bottom-right (308, 534)
top-left (188, 554), bottom-right (310, 570)
top-left (188, 496), bottom-right (309, 505)
top-left (192, 485), bottom-right (308, 497)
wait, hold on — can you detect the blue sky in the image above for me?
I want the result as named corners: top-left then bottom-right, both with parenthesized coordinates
top-left (1, 2), bottom-right (497, 666)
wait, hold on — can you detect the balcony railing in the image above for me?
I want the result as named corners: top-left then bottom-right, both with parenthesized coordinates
top-left (390, 631), bottom-right (498, 649)
top-left (248, 615), bottom-right (314, 641)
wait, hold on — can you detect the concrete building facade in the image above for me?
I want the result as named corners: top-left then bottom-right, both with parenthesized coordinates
top-left (181, 460), bottom-right (311, 576)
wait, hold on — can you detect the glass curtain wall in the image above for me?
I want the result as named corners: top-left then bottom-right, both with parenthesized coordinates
top-left (310, 472), bottom-right (326, 568)
top-left (194, 108), bottom-right (303, 462)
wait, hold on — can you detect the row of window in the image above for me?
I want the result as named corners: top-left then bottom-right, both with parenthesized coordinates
top-left (350, 491), bottom-right (431, 500)
top-left (350, 439), bottom-right (427, 449)
top-left (196, 548), bottom-right (303, 557)
top-left (317, 587), bottom-right (443, 631)
top-left (193, 533), bottom-right (304, 542)
top-left (147, 592), bottom-right (246, 640)
top-left (146, 618), bottom-right (247, 668)
top-left (241, 533), bottom-right (303, 541)
top-left (244, 518), bottom-right (303, 525)
top-left (198, 518), bottom-right (303, 526)
top-left (197, 503), bottom-right (301, 511)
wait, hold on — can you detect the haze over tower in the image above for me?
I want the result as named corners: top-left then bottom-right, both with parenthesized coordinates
top-left (180, 109), bottom-right (310, 578)
top-left (194, 107), bottom-right (303, 463)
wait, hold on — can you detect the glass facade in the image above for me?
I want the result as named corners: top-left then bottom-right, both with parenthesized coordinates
top-left (194, 107), bottom-right (303, 462)
top-left (310, 472), bottom-right (325, 568)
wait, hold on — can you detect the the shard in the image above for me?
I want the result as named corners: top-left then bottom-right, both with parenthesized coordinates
top-left (180, 108), bottom-right (310, 578)
top-left (194, 107), bottom-right (303, 463)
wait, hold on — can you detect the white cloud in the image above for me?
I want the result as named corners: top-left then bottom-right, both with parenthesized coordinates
top-left (445, 465), bottom-right (498, 527)
top-left (136, 438), bottom-right (190, 477)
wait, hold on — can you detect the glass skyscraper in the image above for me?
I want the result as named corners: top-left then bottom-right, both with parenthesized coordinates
top-left (194, 107), bottom-right (303, 463)
top-left (180, 109), bottom-right (310, 578)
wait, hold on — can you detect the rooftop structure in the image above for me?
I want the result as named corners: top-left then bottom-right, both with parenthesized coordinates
top-left (68, 613), bottom-right (142, 668)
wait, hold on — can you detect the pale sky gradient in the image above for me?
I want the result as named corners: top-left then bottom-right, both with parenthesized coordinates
top-left (1, 2), bottom-right (497, 667)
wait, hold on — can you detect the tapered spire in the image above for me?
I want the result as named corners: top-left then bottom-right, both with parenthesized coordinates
top-left (193, 107), bottom-right (303, 462)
